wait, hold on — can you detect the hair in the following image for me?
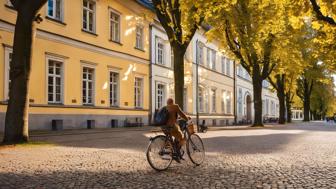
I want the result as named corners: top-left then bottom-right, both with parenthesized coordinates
top-left (167, 98), bottom-right (174, 105)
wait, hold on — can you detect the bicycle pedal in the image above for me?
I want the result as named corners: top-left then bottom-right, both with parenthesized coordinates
top-left (173, 157), bottom-right (181, 163)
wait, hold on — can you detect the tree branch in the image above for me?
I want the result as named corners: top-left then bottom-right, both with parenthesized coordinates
top-left (152, 0), bottom-right (176, 45)
top-left (310, 0), bottom-right (336, 26)
top-left (268, 76), bottom-right (279, 91)
top-left (224, 19), bottom-right (250, 73)
top-left (261, 34), bottom-right (275, 79)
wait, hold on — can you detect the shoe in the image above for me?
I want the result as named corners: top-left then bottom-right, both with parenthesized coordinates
top-left (173, 156), bottom-right (181, 163)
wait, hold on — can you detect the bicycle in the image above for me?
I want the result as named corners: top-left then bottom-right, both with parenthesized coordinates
top-left (146, 120), bottom-right (205, 171)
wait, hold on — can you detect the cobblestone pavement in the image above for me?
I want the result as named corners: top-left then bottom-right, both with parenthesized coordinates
top-left (1, 121), bottom-right (336, 189)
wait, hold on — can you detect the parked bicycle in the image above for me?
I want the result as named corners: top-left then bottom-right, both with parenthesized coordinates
top-left (146, 120), bottom-right (205, 171)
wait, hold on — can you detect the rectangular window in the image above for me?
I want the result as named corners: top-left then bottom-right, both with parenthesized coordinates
top-left (48, 58), bottom-right (63, 103)
top-left (134, 77), bottom-right (143, 108)
top-left (183, 88), bottom-right (187, 112)
top-left (156, 38), bottom-right (165, 65)
top-left (110, 11), bottom-right (120, 42)
top-left (221, 56), bottom-right (226, 74)
top-left (266, 99), bottom-right (269, 115)
top-left (47, 0), bottom-right (63, 21)
top-left (226, 91), bottom-right (232, 114)
top-left (226, 59), bottom-right (231, 76)
top-left (135, 25), bottom-right (144, 50)
top-left (205, 90), bottom-right (209, 113)
top-left (83, 0), bottom-right (95, 32)
top-left (156, 83), bottom-right (165, 109)
top-left (198, 87), bottom-right (204, 113)
top-left (238, 88), bottom-right (243, 115)
top-left (262, 100), bottom-right (266, 115)
top-left (211, 89), bottom-right (216, 113)
top-left (211, 50), bottom-right (216, 70)
top-left (82, 67), bottom-right (94, 105)
top-left (4, 47), bottom-right (12, 100)
top-left (109, 72), bottom-right (119, 106)
top-left (196, 42), bottom-right (204, 65)
top-left (207, 48), bottom-right (211, 68)
top-left (221, 90), bottom-right (225, 113)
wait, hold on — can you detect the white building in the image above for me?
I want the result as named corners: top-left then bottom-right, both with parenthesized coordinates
top-left (150, 23), bottom-right (235, 126)
top-left (236, 64), bottom-right (279, 124)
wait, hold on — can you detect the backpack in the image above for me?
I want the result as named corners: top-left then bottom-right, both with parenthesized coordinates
top-left (153, 106), bottom-right (169, 126)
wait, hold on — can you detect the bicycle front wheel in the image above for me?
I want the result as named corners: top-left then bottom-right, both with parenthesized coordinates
top-left (187, 134), bottom-right (205, 166)
top-left (146, 135), bottom-right (173, 171)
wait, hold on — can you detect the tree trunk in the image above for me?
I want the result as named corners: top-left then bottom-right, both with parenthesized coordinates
top-left (278, 91), bottom-right (286, 124)
top-left (285, 92), bottom-right (292, 123)
top-left (173, 48), bottom-right (185, 109)
top-left (273, 74), bottom-right (286, 124)
top-left (252, 74), bottom-right (263, 127)
top-left (303, 82), bottom-right (311, 122)
top-left (3, 1), bottom-right (46, 144)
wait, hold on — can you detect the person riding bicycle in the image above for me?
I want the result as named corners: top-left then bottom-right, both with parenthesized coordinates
top-left (165, 98), bottom-right (190, 148)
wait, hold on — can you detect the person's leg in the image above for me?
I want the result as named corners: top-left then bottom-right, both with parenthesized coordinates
top-left (171, 124), bottom-right (185, 146)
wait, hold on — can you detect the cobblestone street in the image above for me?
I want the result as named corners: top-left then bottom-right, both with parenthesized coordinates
top-left (1, 122), bottom-right (336, 189)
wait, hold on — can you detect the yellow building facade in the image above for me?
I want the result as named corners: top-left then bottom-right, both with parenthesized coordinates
top-left (0, 0), bottom-right (154, 130)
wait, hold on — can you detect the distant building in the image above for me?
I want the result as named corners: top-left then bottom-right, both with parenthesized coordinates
top-left (235, 64), bottom-right (279, 124)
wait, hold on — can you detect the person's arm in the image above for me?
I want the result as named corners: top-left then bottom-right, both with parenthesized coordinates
top-left (177, 105), bottom-right (189, 121)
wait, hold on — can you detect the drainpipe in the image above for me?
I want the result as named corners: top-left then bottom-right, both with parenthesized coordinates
top-left (148, 24), bottom-right (153, 126)
top-left (195, 39), bottom-right (200, 132)
top-left (233, 60), bottom-right (237, 125)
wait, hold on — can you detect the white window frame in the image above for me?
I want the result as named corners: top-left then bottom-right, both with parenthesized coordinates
top-left (204, 89), bottom-right (209, 113)
top-left (198, 87), bottom-right (204, 113)
top-left (211, 88), bottom-right (216, 113)
top-left (266, 99), bottom-right (269, 115)
top-left (82, 0), bottom-right (96, 33)
top-left (46, 56), bottom-right (64, 104)
top-left (109, 71), bottom-right (120, 107)
top-left (155, 37), bottom-right (165, 65)
top-left (110, 9), bottom-right (121, 42)
top-left (183, 87), bottom-right (187, 112)
top-left (82, 65), bottom-right (95, 105)
top-left (226, 59), bottom-right (231, 76)
top-left (221, 56), bottom-right (226, 74)
top-left (211, 50), bottom-right (216, 70)
top-left (134, 77), bottom-right (144, 108)
top-left (155, 82), bottom-right (166, 109)
top-left (226, 91), bottom-right (232, 114)
top-left (206, 48), bottom-right (211, 68)
top-left (221, 90), bottom-right (225, 113)
top-left (4, 47), bottom-right (12, 101)
top-left (135, 25), bottom-right (144, 50)
top-left (196, 42), bottom-right (204, 65)
top-left (47, 0), bottom-right (64, 21)
top-left (238, 88), bottom-right (243, 115)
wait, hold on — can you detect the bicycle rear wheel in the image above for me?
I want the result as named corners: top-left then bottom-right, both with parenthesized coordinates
top-left (186, 134), bottom-right (205, 166)
top-left (146, 135), bottom-right (173, 171)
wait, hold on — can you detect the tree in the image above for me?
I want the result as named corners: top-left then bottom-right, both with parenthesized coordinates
top-left (3, 0), bottom-right (47, 144)
top-left (309, 0), bottom-right (336, 26)
top-left (205, 0), bottom-right (292, 126)
top-left (310, 78), bottom-right (335, 120)
top-left (296, 72), bottom-right (314, 121)
top-left (151, 0), bottom-right (203, 109)
top-left (268, 16), bottom-right (309, 124)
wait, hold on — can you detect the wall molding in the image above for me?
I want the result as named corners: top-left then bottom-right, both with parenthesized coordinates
top-left (0, 19), bottom-right (150, 65)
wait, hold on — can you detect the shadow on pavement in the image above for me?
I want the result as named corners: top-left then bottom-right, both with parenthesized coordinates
top-left (30, 128), bottom-right (303, 155)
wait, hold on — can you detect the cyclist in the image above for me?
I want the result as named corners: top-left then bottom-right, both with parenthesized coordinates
top-left (165, 98), bottom-right (191, 149)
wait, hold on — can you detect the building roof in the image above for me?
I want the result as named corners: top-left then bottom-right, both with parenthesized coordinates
top-left (136, 0), bottom-right (154, 10)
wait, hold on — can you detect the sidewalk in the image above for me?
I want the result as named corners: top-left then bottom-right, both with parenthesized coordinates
top-left (1, 121), bottom-right (321, 140)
